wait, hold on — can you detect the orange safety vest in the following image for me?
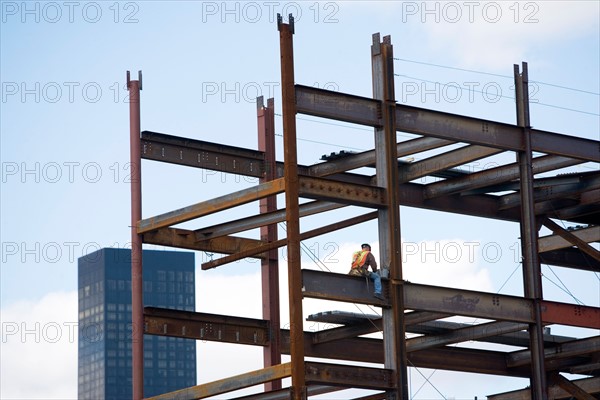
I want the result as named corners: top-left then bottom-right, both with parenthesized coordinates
top-left (351, 250), bottom-right (370, 269)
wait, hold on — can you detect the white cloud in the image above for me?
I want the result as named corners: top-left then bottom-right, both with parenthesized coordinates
top-left (1, 291), bottom-right (78, 400)
top-left (418, 1), bottom-right (599, 70)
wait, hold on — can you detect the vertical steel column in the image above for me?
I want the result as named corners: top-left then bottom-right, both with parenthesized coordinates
top-left (127, 70), bottom-right (144, 400)
top-left (277, 15), bottom-right (306, 400)
top-left (372, 34), bottom-right (408, 400)
top-left (257, 96), bottom-right (282, 391)
top-left (514, 62), bottom-right (547, 399)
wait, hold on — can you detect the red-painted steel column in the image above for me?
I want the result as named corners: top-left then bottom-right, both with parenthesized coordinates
top-left (127, 71), bottom-right (144, 400)
top-left (278, 15), bottom-right (306, 400)
top-left (515, 62), bottom-right (548, 400)
top-left (257, 96), bottom-right (282, 391)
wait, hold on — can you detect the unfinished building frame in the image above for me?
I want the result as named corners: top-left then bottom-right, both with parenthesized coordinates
top-left (127, 17), bottom-right (600, 400)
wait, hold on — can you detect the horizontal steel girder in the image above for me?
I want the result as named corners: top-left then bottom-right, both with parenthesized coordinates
top-left (298, 176), bottom-right (386, 208)
top-left (295, 85), bottom-right (600, 162)
top-left (487, 376), bottom-right (600, 400)
top-left (301, 269), bottom-right (600, 329)
top-left (137, 178), bottom-right (286, 233)
top-left (144, 307), bottom-right (597, 378)
top-left (144, 307), bottom-right (269, 346)
top-left (304, 362), bottom-right (394, 390)
top-left (538, 225), bottom-right (600, 253)
top-left (145, 362), bottom-right (292, 400)
top-left (142, 227), bottom-right (267, 258)
top-left (141, 131), bottom-right (265, 178)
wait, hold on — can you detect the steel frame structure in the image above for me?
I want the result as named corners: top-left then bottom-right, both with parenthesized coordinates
top-left (128, 18), bottom-right (600, 400)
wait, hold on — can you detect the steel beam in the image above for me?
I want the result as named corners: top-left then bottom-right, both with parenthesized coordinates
top-left (549, 373), bottom-right (596, 400)
top-left (258, 96), bottom-right (282, 391)
top-left (405, 321), bottom-right (529, 352)
top-left (303, 270), bottom-right (600, 328)
top-left (201, 211), bottom-right (377, 270)
top-left (304, 362), bottom-right (394, 391)
top-left (539, 248), bottom-right (600, 272)
top-left (141, 130), bottom-right (265, 178)
top-left (538, 225), bottom-right (600, 253)
top-left (127, 71), bottom-right (144, 400)
top-left (295, 84), bottom-right (382, 127)
top-left (487, 377), bottom-right (600, 400)
top-left (137, 178), bottom-right (285, 233)
top-left (145, 363), bottom-right (292, 400)
top-left (143, 227), bottom-right (266, 257)
top-left (498, 173), bottom-right (600, 210)
top-left (278, 16), bottom-right (306, 400)
top-left (298, 176), bottom-right (386, 207)
top-left (194, 201), bottom-right (344, 240)
top-left (507, 336), bottom-right (600, 368)
top-left (424, 155), bottom-right (582, 199)
top-left (541, 300), bottom-right (600, 329)
top-left (294, 85), bottom-right (600, 161)
top-left (307, 136), bottom-right (455, 177)
top-left (398, 145), bottom-right (502, 183)
top-left (515, 62), bottom-right (547, 398)
top-left (541, 218), bottom-right (600, 262)
top-left (372, 32), bottom-right (408, 400)
top-left (144, 307), bottom-right (269, 345)
top-left (143, 307), bottom-right (594, 378)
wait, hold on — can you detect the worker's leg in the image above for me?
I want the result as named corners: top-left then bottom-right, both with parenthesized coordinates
top-left (370, 271), bottom-right (382, 295)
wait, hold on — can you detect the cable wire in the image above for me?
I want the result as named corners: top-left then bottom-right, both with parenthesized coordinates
top-left (394, 57), bottom-right (600, 96)
top-left (394, 74), bottom-right (600, 116)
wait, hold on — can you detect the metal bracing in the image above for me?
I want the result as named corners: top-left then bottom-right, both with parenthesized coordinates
top-left (129, 22), bottom-right (600, 400)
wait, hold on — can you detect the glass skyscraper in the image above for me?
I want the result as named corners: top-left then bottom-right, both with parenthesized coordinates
top-left (78, 248), bottom-right (196, 399)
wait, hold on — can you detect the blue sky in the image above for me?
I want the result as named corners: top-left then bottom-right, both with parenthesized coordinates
top-left (1, 1), bottom-right (599, 398)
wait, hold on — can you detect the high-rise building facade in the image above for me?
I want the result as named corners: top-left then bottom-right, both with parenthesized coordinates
top-left (78, 248), bottom-right (196, 399)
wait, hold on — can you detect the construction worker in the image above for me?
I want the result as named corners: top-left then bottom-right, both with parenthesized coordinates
top-left (349, 243), bottom-right (384, 300)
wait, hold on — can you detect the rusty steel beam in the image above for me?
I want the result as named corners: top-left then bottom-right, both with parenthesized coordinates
top-left (539, 248), bottom-right (600, 272)
top-left (498, 173), bottom-right (600, 211)
top-left (142, 307), bottom-right (594, 378)
top-left (298, 176), bottom-right (386, 208)
top-left (278, 15), bottom-right (306, 400)
top-left (141, 130), bottom-right (265, 178)
top-left (304, 362), bottom-right (394, 391)
top-left (303, 270), bottom-right (600, 328)
top-left (137, 178), bottom-right (285, 234)
top-left (294, 85), bottom-right (600, 161)
top-left (372, 32), bottom-right (408, 400)
top-left (549, 373), bottom-right (597, 400)
top-left (144, 307), bottom-right (269, 345)
top-left (201, 211), bottom-right (377, 270)
top-left (507, 336), bottom-right (600, 368)
top-left (538, 225), bottom-right (600, 253)
top-left (407, 319), bottom-right (574, 348)
top-left (541, 300), bottom-right (600, 329)
top-left (542, 218), bottom-right (600, 262)
top-left (398, 145), bottom-right (502, 183)
top-left (294, 84), bottom-right (382, 127)
top-left (487, 377), bottom-right (600, 400)
top-left (143, 227), bottom-right (266, 257)
top-left (146, 362), bottom-right (293, 400)
top-left (405, 321), bottom-right (529, 352)
top-left (424, 155), bottom-right (583, 199)
top-left (194, 201), bottom-right (344, 240)
top-left (127, 71), bottom-right (144, 400)
top-left (514, 62), bottom-right (547, 398)
top-left (232, 386), bottom-right (341, 400)
top-left (307, 136), bottom-right (455, 177)
top-left (258, 96), bottom-right (282, 391)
